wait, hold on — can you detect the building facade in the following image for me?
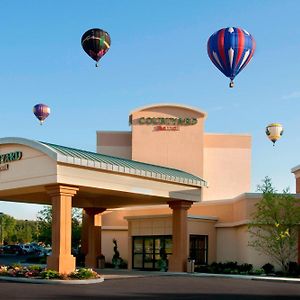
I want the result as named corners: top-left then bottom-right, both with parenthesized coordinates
top-left (96, 103), bottom-right (293, 270)
top-left (0, 103), bottom-right (298, 273)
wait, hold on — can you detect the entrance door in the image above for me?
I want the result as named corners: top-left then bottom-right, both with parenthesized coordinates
top-left (132, 236), bottom-right (172, 270)
top-left (189, 235), bottom-right (208, 265)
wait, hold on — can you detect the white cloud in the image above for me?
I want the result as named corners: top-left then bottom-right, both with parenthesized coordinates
top-left (282, 91), bottom-right (300, 100)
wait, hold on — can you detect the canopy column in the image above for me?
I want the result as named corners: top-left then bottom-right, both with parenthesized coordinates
top-left (84, 208), bottom-right (106, 268)
top-left (168, 200), bottom-right (192, 272)
top-left (45, 184), bottom-right (79, 274)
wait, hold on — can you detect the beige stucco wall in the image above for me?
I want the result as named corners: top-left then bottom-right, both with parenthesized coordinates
top-left (97, 131), bottom-right (132, 159)
top-left (131, 105), bottom-right (206, 178)
top-left (216, 225), bottom-right (292, 269)
top-left (129, 216), bottom-right (172, 236)
top-left (97, 104), bottom-right (252, 202)
top-left (56, 165), bottom-right (201, 208)
top-left (203, 134), bottom-right (251, 200)
top-left (101, 229), bottom-right (128, 264)
top-left (0, 144), bottom-right (57, 192)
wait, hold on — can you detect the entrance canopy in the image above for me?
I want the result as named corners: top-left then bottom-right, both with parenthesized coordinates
top-left (0, 137), bottom-right (206, 208)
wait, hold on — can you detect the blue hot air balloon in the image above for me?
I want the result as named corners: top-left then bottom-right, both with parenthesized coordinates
top-left (33, 103), bottom-right (50, 125)
top-left (207, 27), bottom-right (256, 88)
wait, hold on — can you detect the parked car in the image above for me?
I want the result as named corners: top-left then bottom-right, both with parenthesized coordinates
top-left (3, 245), bottom-right (25, 255)
top-left (0, 245), bottom-right (5, 254)
top-left (20, 244), bottom-right (35, 255)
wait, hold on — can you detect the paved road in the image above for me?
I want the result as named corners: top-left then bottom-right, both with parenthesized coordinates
top-left (0, 276), bottom-right (300, 300)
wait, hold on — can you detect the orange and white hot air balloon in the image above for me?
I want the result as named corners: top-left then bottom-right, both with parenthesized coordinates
top-left (265, 123), bottom-right (283, 146)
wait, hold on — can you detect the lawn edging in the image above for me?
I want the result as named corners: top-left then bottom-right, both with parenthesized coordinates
top-left (0, 275), bottom-right (104, 285)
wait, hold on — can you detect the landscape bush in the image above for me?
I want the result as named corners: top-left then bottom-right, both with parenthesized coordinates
top-left (196, 261), bottom-right (300, 277)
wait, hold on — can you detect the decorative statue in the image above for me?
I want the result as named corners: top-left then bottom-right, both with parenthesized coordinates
top-left (112, 238), bottom-right (122, 268)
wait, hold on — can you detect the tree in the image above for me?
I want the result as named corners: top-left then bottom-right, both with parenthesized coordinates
top-left (1, 214), bottom-right (16, 244)
top-left (0, 214), bottom-right (38, 244)
top-left (248, 177), bottom-right (300, 273)
top-left (37, 206), bottom-right (82, 248)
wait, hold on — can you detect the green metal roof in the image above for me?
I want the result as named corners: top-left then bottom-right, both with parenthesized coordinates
top-left (0, 137), bottom-right (207, 187)
top-left (40, 141), bottom-right (207, 187)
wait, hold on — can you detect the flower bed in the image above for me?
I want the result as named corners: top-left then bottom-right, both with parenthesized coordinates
top-left (0, 264), bottom-right (101, 280)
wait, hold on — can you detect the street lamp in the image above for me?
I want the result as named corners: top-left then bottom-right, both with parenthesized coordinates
top-left (0, 212), bottom-right (4, 245)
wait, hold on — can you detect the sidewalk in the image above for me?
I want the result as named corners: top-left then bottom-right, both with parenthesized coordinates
top-left (96, 268), bottom-right (300, 284)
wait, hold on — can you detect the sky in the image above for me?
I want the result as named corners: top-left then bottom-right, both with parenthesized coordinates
top-left (1, 0), bottom-right (300, 220)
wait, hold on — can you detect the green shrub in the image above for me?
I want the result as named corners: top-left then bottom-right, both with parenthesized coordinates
top-left (120, 260), bottom-right (128, 269)
top-left (28, 265), bottom-right (42, 271)
top-left (288, 262), bottom-right (300, 276)
top-left (210, 262), bottom-right (223, 273)
top-left (252, 268), bottom-right (265, 276)
top-left (196, 265), bottom-right (211, 273)
top-left (262, 263), bottom-right (274, 274)
top-left (41, 269), bottom-right (61, 279)
top-left (238, 263), bottom-right (253, 273)
top-left (69, 268), bottom-right (96, 279)
top-left (224, 261), bottom-right (238, 270)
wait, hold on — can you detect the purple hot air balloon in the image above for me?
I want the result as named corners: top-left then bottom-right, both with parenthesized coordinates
top-left (33, 103), bottom-right (50, 125)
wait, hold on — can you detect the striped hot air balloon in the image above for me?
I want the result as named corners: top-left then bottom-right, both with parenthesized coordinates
top-left (33, 103), bottom-right (50, 125)
top-left (207, 27), bottom-right (256, 88)
top-left (266, 123), bottom-right (283, 146)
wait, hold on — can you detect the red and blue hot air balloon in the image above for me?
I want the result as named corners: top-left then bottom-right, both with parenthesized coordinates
top-left (207, 27), bottom-right (256, 88)
top-left (33, 103), bottom-right (50, 125)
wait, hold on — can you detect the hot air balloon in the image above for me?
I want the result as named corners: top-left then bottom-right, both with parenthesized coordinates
top-left (81, 28), bottom-right (111, 67)
top-left (207, 27), bottom-right (256, 88)
top-left (265, 123), bottom-right (283, 146)
top-left (33, 103), bottom-right (50, 125)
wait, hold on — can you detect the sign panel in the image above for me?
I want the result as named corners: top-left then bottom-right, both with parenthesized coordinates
top-left (138, 117), bottom-right (198, 126)
top-left (0, 151), bottom-right (22, 172)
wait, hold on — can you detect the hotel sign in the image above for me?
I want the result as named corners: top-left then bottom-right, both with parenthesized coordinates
top-left (138, 117), bottom-right (197, 126)
top-left (138, 117), bottom-right (197, 131)
top-left (0, 151), bottom-right (22, 172)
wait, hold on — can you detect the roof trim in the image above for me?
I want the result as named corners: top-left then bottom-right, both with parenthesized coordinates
top-left (0, 137), bottom-right (59, 160)
top-left (129, 103), bottom-right (207, 118)
top-left (291, 165), bottom-right (300, 173)
top-left (0, 137), bottom-right (207, 188)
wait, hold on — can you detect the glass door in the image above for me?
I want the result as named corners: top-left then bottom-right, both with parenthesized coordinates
top-left (189, 235), bottom-right (208, 265)
top-left (133, 237), bottom-right (143, 269)
top-left (144, 237), bottom-right (154, 269)
top-left (132, 236), bottom-right (172, 270)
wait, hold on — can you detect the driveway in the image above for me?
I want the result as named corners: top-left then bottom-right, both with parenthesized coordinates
top-left (0, 275), bottom-right (299, 299)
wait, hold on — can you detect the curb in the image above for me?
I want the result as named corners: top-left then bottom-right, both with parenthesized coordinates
top-left (185, 273), bottom-right (300, 284)
top-left (0, 276), bottom-right (104, 285)
top-left (98, 270), bottom-right (300, 284)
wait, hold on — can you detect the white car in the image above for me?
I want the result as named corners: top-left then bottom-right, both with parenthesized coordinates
top-left (20, 244), bottom-right (35, 254)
